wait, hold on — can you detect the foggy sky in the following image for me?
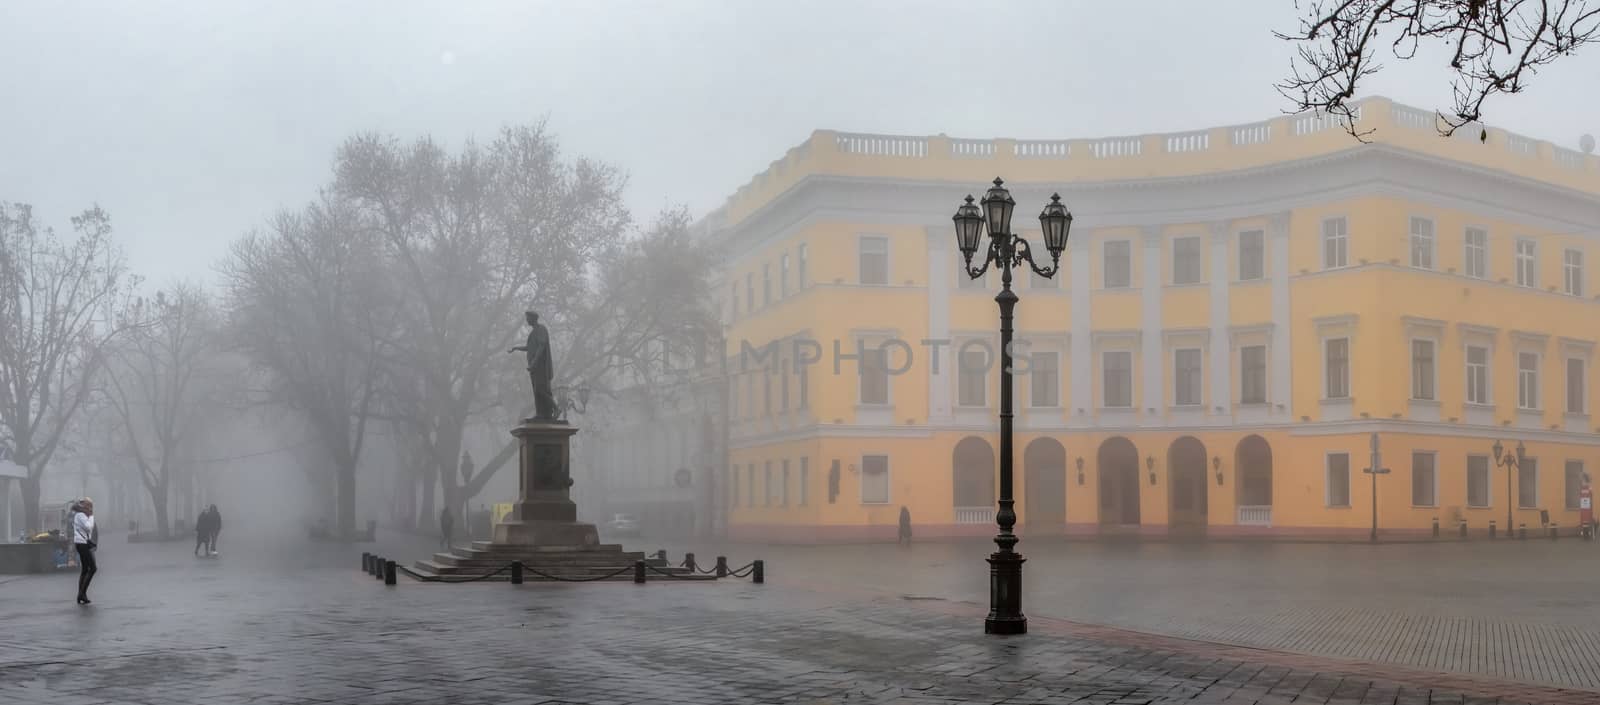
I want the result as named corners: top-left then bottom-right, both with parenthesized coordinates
top-left (4, 1), bottom-right (1598, 287)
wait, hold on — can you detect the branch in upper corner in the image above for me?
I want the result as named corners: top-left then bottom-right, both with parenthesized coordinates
top-left (1276, 0), bottom-right (1600, 141)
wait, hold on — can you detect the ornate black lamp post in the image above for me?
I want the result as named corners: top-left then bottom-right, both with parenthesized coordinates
top-left (952, 177), bottom-right (1072, 635)
top-left (1491, 439), bottom-right (1525, 535)
top-left (553, 383), bottom-right (593, 422)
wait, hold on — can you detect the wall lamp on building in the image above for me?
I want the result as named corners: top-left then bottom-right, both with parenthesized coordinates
top-left (1491, 438), bottom-right (1526, 537)
top-left (1213, 456), bottom-right (1223, 486)
top-left (1075, 457), bottom-right (1086, 486)
top-left (1145, 456), bottom-right (1157, 486)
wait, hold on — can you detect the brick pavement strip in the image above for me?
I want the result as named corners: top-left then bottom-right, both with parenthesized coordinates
top-left (1, 572), bottom-right (1596, 705)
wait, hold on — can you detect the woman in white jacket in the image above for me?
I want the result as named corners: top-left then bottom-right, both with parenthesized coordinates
top-left (73, 498), bottom-right (97, 604)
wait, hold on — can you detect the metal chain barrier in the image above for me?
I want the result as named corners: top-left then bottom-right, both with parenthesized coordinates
top-left (397, 562), bottom-right (514, 583)
top-left (521, 564), bottom-right (636, 582)
top-left (367, 551), bottom-right (763, 585)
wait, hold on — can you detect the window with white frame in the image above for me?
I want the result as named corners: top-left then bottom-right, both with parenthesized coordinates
top-left (1174, 348), bottom-right (1202, 406)
top-left (1518, 351), bottom-right (1540, 409)
top-left (1103, 240), bottom-right (1131, 288)
top-left (730, 283), bottom-right (739, 319)
top-left (780, 254), bottom-right (790, 298)
top-left (1566, 460), bottom-right (1585, 509)
top-left (1411, 451), bottom-right (1437, 506)
top-left (1409, 217), bottom-right (1435, 269)
top-left (859, 236), bottom-right (888, 285)
top-left (1411, 339), bottom-right (1435, 400)
top-left (1464, 227), bottom-right (1487, 279)
top-left (1467, 455), bottom-right (1490, 508)
top-left (1102, 351), bottom-right (1133, 407)
top-left (1238, 230), bottom-right (1265, 281)
top-left (1173, 236), bottom-right (1202, 284)
top-left (763, 263), bottom-right (772, 306)
top-left (1567, 357), bottom-right (1586, 414)
top-left (1324, 338), bottom-right (1350, 399)
top-left (764, 461), bottom-right (773, 506)
top-left (1030, 351), bottom-right (1060, 407)
top-left (1515, 238), bottom-right (1537, 288)
top-left (958, 349), bottom-right (988, 407)
top-left (1565, 248), bottom-right (1584, 296)
top-left (1518, 458), bottom-right (1539, 508)
top-left (1240, 345), bottom-right (1267, 404)
top-left (781, 460), bottom-right (790, 507)
top-left (1327, 452), bottom-right (1351, 507)
top-left (860, 345), bottom-right (889, 405)
top-left (861, 455), bottom-right (890, 504)
top-left (746, 465), bottom-right (755, 506)
top-left (1322, 217), bottom-right (1348, 269)
top-left (1465, 345), bottom-right (1490, 404)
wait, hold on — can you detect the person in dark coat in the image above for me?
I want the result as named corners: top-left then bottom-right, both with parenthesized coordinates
top-left (898, 506), bottom-right (913, 545)
top-left (207, 505), bottom-right (222, 555)
top-left (194, 508), bottom-right (212, 556)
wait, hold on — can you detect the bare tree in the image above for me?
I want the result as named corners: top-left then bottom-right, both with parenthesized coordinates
top-left (1278, 0), bottom-right (1600, 138)
top-left (101, 285), bottom-right (218, 538)
top-left (0, 203), bottom-right (139, 533)
top-left (221, 195), bottom-right (391, 539)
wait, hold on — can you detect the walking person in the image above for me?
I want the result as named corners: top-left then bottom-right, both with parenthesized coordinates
top-left (193, 508), bottom-right (212, 557)
top-left (439, 506), bottom-right (453, 550)
top-left (898, 506), bottom-right (913, 546)
top-left (73, 498), bottom-right (98, 605)
top-left (207, 505), bottom-right (222, 556)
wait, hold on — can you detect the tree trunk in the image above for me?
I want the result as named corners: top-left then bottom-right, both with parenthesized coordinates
top-left (337, 462), bottom-right (356, 540)
top-left (419, 463), bottom-right (436, 533)
top-left (21, 475), bottom-right (41, 535)
top-left (151, 490), bottom-right (170, 539)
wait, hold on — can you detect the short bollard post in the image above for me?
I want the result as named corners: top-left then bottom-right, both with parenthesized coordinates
top-left (715, 556), bottom-right (728, 578)
top-left (752, 559), bottom-right (765, 584)
top-left (511, 561), bottom-right (524, 585)
top-left (374, 556), bottom-right (385, 580)
top-left (362, 552), bottom-right (372, 573)
top-left (656, 549), bottom-right (667, 563)
top-left (367, 554), bottom-right (377, 577)
top-left (634, 560), bottom-right (646, 584)
top-left (684, 552), bottom-right (696, 571)
top-left (1458, 520), bottom-right (1467, 539)
top-left (384, 560), bottom-right (397, 586)
top-left (1550, 523), bottom-right (1559, 540)
top-left (1432, 517), bottom-right (1439, 538)
top-left (1489, 520), bottom-right (1497, 539)
top-left (1519, 523), bottom-right (1527, 540)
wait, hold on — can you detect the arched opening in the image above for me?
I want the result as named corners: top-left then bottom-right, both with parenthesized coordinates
top-left (1235, 434), bottom-right (1274, 526)
top-left (1097, 436), bottom-right (1141, 525)
top-left (1167, 436), bottom-right (1209, 535)
top-left (952, 436), bottom-right (996, 524)
top-left (1024, 437), bottom-right (1067, 529)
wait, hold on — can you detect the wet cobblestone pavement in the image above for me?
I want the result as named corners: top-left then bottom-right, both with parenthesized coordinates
top-left (2, 534), bottom-right (1598, 704)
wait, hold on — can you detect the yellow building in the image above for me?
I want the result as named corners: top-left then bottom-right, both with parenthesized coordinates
top-left (706, 96), bottom-right (1600, 542)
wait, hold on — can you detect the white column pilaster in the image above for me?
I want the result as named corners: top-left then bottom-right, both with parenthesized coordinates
top-left (1269, 213), bottom-right (1293, 420)
top-left (1069, 236), bottom-right (1093, 426)
top-left (926, 226), bottom-right (953, 425)
top-left (1141, 227), bottom-right (1164, 424)
top-left (1208, 222), bottom-right (1233, 417)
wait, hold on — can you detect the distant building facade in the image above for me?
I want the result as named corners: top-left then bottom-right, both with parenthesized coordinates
top-left (707, 96), bottom-right (1600, 542)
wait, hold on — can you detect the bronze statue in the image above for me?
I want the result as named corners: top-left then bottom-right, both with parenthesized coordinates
top-left (509, 311), bottom-right (559, 422)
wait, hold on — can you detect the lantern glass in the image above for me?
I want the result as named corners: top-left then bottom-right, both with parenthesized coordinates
top-left (952, 195), bottom-right (984, 259)
top-left (980, 177), bottom-right (1014, 236)
top-left (1038, 192), bottom-right (1072, 257)
top-left (1515, 440), bottom-right (1526, 462)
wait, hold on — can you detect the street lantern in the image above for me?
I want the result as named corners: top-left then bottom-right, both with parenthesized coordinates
top-left (952, 195), bottom-right (985, 263)
top-left (950, 178), bottom-right (1073, 637)
top-left (1213, 456), bottom-right (1224, 486)
top-left (1492, 438), bottom-right (1525, 537)
top-left (1146, 456), bottom-right (1157, 486)
top-left (980, 177), bottom-right (1016, 237)
top-left (1038, 193), bottom-right (1073, 257)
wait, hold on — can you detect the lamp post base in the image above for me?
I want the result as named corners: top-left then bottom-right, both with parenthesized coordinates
top-left (984, 550), bottom-right (1027, 635)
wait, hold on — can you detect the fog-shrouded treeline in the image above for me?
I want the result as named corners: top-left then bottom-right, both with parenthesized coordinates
top-left (0, 122), bottom-right (721, 538)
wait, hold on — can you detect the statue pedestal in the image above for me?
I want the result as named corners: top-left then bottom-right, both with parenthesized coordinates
top-left (491, 421), bottom-right (599, 547)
